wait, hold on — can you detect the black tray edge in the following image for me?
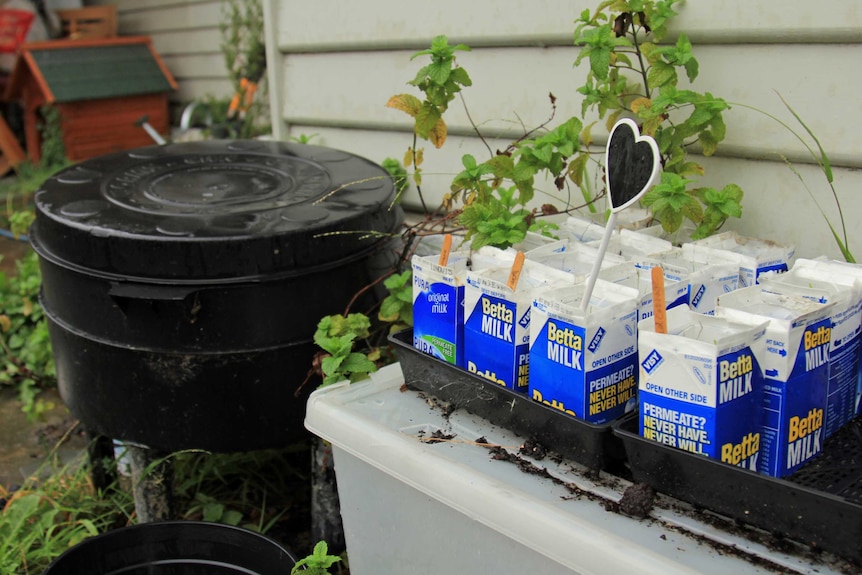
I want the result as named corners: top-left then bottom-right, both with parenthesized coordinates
top-left (612, 414), bottom-right (862, 565)
top-left (390, 328), bottom-right (627, 472)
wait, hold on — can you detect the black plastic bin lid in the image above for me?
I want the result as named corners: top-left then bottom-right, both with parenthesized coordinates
top-left (31, 140), bottom-right (400, 281)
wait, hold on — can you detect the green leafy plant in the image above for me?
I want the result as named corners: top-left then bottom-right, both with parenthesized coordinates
top-left (386, 2), bottom-right (744, 251)
top-left (313, 314), bottom-right (380, 386)
top-left (291, 541), bottom-right (342, 575)
top-left (219, 0), bottom-right (269, 138)
top-left (0, 454), bottom-right (135, 574)
top-left (381, 157), bottom-right (409, 198)
top-left (573, 0), bottom-right (742, 238)
top-left (0, 250), bottom-right (56, 421)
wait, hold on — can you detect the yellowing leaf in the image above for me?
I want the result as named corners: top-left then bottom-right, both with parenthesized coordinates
top-left (415, 148), bottom-right (425, 166)
top-left (429, 118), bottom-right (447, 149)
top-left (580, 121), bottom-right (597, 147)
top-left (403, 147), bottom-right (413, 167)
top-left (22, 299), bottom-right (33, 317)
top-left (0, 315), bottom-right (10, 332)
top-left (630, 97), bottom-right (652, 114)
top-left (386, 94), bottom-right (422, 117)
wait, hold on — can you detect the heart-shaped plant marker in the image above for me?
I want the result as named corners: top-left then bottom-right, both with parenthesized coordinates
top-left (581, 118), bottom-right (660, 310)
top-left (606, 118), bottom-right (661, 213)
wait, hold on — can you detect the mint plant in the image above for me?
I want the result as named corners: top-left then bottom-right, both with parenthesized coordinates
top-left (574, 0), bottom-right (743, 238)
top-left (386, 2), bottom-right (745, 249)
top-left (291, 541), bottom-right (342, 575)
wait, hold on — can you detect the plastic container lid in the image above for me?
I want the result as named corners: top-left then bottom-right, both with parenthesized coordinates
top-left (31, 140), bottom-right (400, 281)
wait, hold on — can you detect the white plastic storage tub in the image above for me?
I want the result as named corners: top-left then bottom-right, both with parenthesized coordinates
top-left (305, 364), bottom-right (848, 575)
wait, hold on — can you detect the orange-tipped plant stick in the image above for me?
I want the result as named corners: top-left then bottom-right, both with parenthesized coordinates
top-left (651, 266), bottom-right (667, 334)
top-left (507, 251), bottom-right (526, 291)
top-left (438, 234), bottom-right (453, 266)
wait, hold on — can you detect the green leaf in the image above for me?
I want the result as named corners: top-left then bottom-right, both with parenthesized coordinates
top-left (647, 61), bottom-right (676, 89)
top-left (341, 352), bottom-right (377, 374)
top-left (203, 502), bottom-right (225, 522)
top-left (222, 509), bottom-right (243, 526)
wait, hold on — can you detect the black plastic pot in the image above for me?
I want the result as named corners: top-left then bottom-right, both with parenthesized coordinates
top-left (31, 140), bottom-right (403, 452)
top-left (42, 521), bottom-right (297, 574)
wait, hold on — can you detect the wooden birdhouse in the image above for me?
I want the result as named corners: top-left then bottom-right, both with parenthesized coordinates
top-left (4, 35), bottom-right (177, 163)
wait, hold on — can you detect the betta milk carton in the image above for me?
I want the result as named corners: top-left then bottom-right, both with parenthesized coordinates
top-left (529, 278), bottom-right (640, 423)
top-left (638, 307), bottom-right (767, 469)
top-left (682, 231), bottom-right (795, 288)
top-left (636, 247), bottom-right (739, 315)
top-left (759, 264), bottom-right (862, 438)
top-left (463, 259), bottom-right (572, 393)
top-left (600, 262), bottom-right (689, 323)
top-left (717, 286), bottom-right (834, 478)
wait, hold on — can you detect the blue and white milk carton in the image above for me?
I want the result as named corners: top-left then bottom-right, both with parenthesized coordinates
top-left (463, 261), bottom-right (572, 393)
top-left (638, 306), bottom-right (767, 469)
top-left (588, 228), bottom-right (673, 259)
top-left (717, 286), bottom-right (834, 478)
top-left (529, 279), bottom-right (640, 423)
top-left (683, 231), bottom-right (795, 288)
top-left (527, 240), bottom-right (626, 280)
top-left (561, 215), bottom-right (607, 243)
top-left (599, 262), bottom-right (689, 323)
top-left (412, 251), bottom-right (471, 366)
top-left (637, 247), bottom-right (739, 315)
top-left (412, 247), bottom-right (517, 366)
top-left (759, 262), bottom-right (862, 437)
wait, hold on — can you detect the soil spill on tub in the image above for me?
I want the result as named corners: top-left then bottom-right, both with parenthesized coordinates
top-left (412, 389), bottom-right (861, 574)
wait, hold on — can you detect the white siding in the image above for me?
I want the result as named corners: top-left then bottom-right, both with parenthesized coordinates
top-left (82, 1), bottom-right (862, 260)
top-left (86, 0), bottom-right (232, 104)
top-left (265, 0), bottom-right (862, 261)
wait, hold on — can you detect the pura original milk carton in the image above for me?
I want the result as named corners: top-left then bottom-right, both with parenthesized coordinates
top-left (529, 278), bottom-right (640, 423)
top-left (717, 286), bottom-right (834, 478)
top-left (683, 231), bottom-right (795, 288)
top-left (412, 246), bottom-right (517, 367)
top-left (636, 247), bottom-right (740, 315)
top-left (463, 260), bottom-right (572, 393)
top-left (412, 251), bottom-right (471, 366)
top-left (638, 307), bottom-right (767, 469)
top-left (759, 264), bottom-right (862, 438)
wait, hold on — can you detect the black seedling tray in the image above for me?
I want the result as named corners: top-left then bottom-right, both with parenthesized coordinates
top-left (614, 413), bottom-right (862, 565)
top-left (390, 329), bottom-right (626, 471)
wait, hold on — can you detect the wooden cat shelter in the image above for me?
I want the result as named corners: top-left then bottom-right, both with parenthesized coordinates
top-left (4, 35), bottom-right (177, 163)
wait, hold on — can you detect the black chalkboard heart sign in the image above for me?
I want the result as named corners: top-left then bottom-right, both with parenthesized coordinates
top-left (605, 118), bottom-right (660, 212)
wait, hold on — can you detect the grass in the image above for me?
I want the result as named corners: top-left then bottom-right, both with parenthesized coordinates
top-left (0, 424), bottom-right (314, 574)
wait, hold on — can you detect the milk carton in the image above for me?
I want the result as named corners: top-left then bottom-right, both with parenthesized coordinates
top-left (529, 279), bottom-right (640, 423)
top-left (807, 258), bottom-right (862, 417)
top-left (638, 307), bottom-right (767, 469)
top-left (638, 247), bottom-right (739, 315)
top-left (463, 261), bottom-right (572, 393)
top-left (599, 262), bottom-right (689, 323)
top-left (412, 247), bottom-right (516, 366)
top-left (528, 240), bottom-right (626, 280)
top-left (412, 251), bottom-right (471, 366)
top-left (717, 286), bottom-right (834, 478)
top-left (561, 215), bottom-right (606, 243)
top-left (683, 231), bottom-right (795, 288)
top-left (588, 228), bottom-right (673, 259)
top-left (760, 262), bottom-right (862, 437)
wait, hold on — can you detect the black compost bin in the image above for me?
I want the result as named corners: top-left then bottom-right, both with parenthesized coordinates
top-left (30, 139), bottom-right (403, 452)
top-left (43, 521), bottom-right (297, 574)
